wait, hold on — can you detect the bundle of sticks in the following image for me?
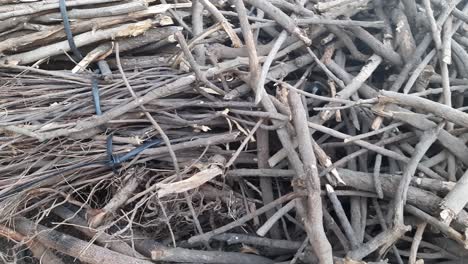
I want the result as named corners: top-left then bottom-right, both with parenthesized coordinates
top-left (1, 0), bottom-right (468, 263)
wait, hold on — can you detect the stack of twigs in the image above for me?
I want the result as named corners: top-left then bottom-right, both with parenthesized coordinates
top-left (1, 0), bottom-right (468, 263)
top-left (0, 0), bottom-right (190, 67)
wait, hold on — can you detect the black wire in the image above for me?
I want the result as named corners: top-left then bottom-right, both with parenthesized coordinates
top-left (59, 0), bottom-right (103, 116)
top-left (106, 134), bottom-right (163, 168)
top-left (59, 0), bottom-right (83, 61)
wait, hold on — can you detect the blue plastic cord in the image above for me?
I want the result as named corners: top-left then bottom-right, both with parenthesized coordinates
top-left (106, 134), bottom-right (163, 168)
top-left (59, 0), bottom-right (83, 60)
top-left (59, 0), bottom-right (103, 116)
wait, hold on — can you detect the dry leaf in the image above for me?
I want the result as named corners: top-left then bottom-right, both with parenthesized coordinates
top-left (157, 166), bottom-right (223, 198)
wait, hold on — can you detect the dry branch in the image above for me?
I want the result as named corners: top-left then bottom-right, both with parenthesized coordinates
top-left (2, 20), bottom-right (153, 65)
top-left (13, 217), bottom-right (154, 264)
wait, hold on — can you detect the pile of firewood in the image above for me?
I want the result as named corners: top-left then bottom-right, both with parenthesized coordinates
top-left (1, 0), bottom-right (468, 263)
